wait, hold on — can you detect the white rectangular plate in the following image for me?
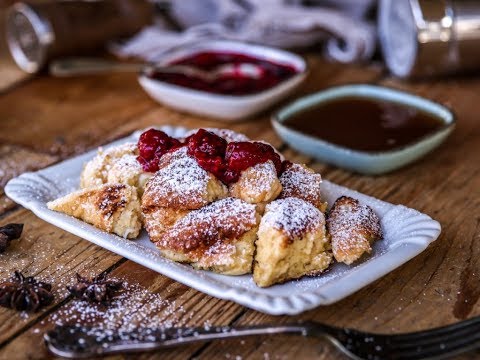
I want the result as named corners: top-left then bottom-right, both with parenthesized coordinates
top-left (5, 126), bottom-right (441, 315)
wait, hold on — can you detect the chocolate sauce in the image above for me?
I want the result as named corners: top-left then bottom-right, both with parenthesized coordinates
top-left (283, 97), bottom-right (445, 152)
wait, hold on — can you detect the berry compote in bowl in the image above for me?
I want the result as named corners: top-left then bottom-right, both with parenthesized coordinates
top-left (138, 40), bottom-right (307, 121)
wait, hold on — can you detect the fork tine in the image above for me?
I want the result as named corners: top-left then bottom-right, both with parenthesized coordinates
top-left (387, 316), bottom-right (480, 349)
top-left (391, 315), bottom-right (480, 342)
top-left (387, 330), bottom-right (480, 360)
top-left (326, 317), bottom-right (480, 360)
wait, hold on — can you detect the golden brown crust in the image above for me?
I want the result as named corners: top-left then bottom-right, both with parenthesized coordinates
top-left (152, 198), bottom-right (260, 275)
top-left (47, 184), bottom-right (142, 239)
top-left (279, 162), bottom-right (325, 210)
top-left (327, 196), bottom-right (382, 265)
top-left (142, 206), bottom-right (189, 241)
top-left (157, 198), bottom-right (259, 254)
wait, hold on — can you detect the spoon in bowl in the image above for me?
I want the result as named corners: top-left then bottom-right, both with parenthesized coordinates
top-left (49, 58), bottom-right (264, 81)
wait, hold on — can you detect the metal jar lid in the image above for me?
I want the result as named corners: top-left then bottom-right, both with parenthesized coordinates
top-left (5, 0), bottom-right (154, 74)
top-left (5, 2), bottom-right (54, 73)
top-left (379, 0), bottom-right (480, 78)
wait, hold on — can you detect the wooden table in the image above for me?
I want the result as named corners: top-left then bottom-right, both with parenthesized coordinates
top-left (0, 54), bottom-right (479, 360)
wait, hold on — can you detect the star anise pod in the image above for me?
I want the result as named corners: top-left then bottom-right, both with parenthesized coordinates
top-left (0, 223), bottom-right (23, 253)
top-left (0, 271), bottom-right (54, 312)
top-left (67, 273), bottom-right (123, 304)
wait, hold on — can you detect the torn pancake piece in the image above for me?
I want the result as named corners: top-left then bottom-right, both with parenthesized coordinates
top-left (279, 162), bottom-right (326, 211)
top-left (253, 197), bottom-right (332, 287)
top-left (327, 196), bottom-right (382, 265)
top-left (47, 184), bottom-right (142, 239)
top-left (154, 198), bottom-right (260, 275)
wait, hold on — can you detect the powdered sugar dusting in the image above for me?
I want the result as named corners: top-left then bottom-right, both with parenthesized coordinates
top-left (229, 160), bottom-right (281, 204)
top-left (107, 154), bottom-right (143, 183)
top-left (280, 163), bottom-right (322, 208)
top-left (161, 198), bottom-right (258, 253)
top-left (242, 161), bottom-right (278, 193)
top-left (81, 142), bottom-right (140, 188)
top-left (327, 196), bottom-right (382, 257)
top-left (260, 198), bottom-right (324, 239)
top-left (47, 280), bottom-right (187, 340)
top-left (144, 148), bottom-right (212, 209)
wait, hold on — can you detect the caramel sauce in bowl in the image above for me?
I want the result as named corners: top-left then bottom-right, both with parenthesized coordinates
top-left (272, 85), bottom-right (455, 175)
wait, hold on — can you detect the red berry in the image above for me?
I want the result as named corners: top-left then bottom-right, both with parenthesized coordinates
top-left (187, 129), bottom-right (227, 158)
top-left (225, 141), bottom-right (282, 176)
top-left (136, 155), bottom-right (159, 173)
top-left (187, 129), bottom-right (228, 180)
top-left (137, 129), bottom-right (183, 172)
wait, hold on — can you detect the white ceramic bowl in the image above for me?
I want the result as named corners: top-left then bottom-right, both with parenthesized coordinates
top-left (138, 40), bottom-right (307, 121)
top-left (272, 84), bottom-right (455, 175)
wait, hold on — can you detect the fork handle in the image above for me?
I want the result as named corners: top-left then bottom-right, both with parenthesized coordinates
top-left (45, 323), bottom-right (325, 357)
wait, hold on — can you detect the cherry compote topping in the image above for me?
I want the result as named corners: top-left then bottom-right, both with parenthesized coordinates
top-left (186, 129), bottom-right (227, 179)
top-left (137, 128), bottom-right (181, 172)
top-left (137, 128), bottom-right (286, 185)
top-left (148, 51), bottom-right (298, 96)
top-left (223, 142), bottom-right (282, 183)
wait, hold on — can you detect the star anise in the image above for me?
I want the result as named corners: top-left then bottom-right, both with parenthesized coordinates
top-left (0, 223), bottom-right (23, 253)
top-left (0, 271), bottom-right (54, 312)
top-left (67, 273), bottom-right (123, 304)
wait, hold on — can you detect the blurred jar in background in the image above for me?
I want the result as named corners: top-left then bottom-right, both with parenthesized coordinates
top-left (379, 0), bottom-right (480, 78)
top-left (6, 0), bottom-right (154, 73)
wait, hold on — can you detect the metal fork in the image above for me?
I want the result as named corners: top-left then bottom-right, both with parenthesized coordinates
top-left (44, 317), bottom-right (480, 359)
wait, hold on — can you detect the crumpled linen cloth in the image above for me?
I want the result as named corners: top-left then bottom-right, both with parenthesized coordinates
top-left (111, 0), bottom-right (376, 63)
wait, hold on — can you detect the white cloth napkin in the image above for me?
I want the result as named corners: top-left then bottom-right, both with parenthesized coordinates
top-left (111, 0), bottom-right (376, 63)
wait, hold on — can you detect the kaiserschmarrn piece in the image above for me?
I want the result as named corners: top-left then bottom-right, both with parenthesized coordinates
top-left (142, 147), bottom-right (228, 211)
top-left (47, 184), bottom-right (142, 239)
top-left (279, 162), bottom-right (326, 211)
top-left (154, 198), bottom-right (260, 275)
top-left (253, 197), bottom-right (332, 287)
top-left (327, 196), bottom-right (382, 265)
top-left (48, 127), bottom-right (386, 288)
top-left (80, 142), bottom-right (151, 194)
top-left (229, 160), bottom-right (282, 208)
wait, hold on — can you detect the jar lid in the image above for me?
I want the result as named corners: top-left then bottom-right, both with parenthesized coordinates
top-left (379, 0), bottom-right (457, 78)
top-left (6, 2), bottom-right (55, 73)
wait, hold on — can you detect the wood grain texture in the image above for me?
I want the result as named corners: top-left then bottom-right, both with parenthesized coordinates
top-left (1, 54), bottom-right (479, 360)
top-left (0, 209), bottom-right (122, 347)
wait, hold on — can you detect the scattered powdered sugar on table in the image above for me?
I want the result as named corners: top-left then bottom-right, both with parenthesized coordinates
top-left (48, 279), bottom-right (187, 338)
top-left (260, 198), bottom-right (324, 239)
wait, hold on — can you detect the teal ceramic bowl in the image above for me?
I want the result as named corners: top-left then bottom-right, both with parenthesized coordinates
top-left (272, 84), bottom-right (455, 175)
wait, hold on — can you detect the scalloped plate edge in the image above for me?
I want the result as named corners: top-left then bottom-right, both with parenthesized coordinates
top-left (4, 128), bottom-right (442, 315)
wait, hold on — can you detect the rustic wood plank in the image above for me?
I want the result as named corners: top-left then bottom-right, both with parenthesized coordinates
top-left (14, 55), bottom-right (479, 360)
top-left (0, 57), bottom-right (385, 359)
top-left (0, 261), bottom-right (245, 360)
top-left (0, 73), bottom-right (156, 156)
top-left (199, 71), bottom-right (480, 360)
top-left (0, 209), bottom-right (123, 345)
top-left (0, 145), bottom-right (59, 216)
